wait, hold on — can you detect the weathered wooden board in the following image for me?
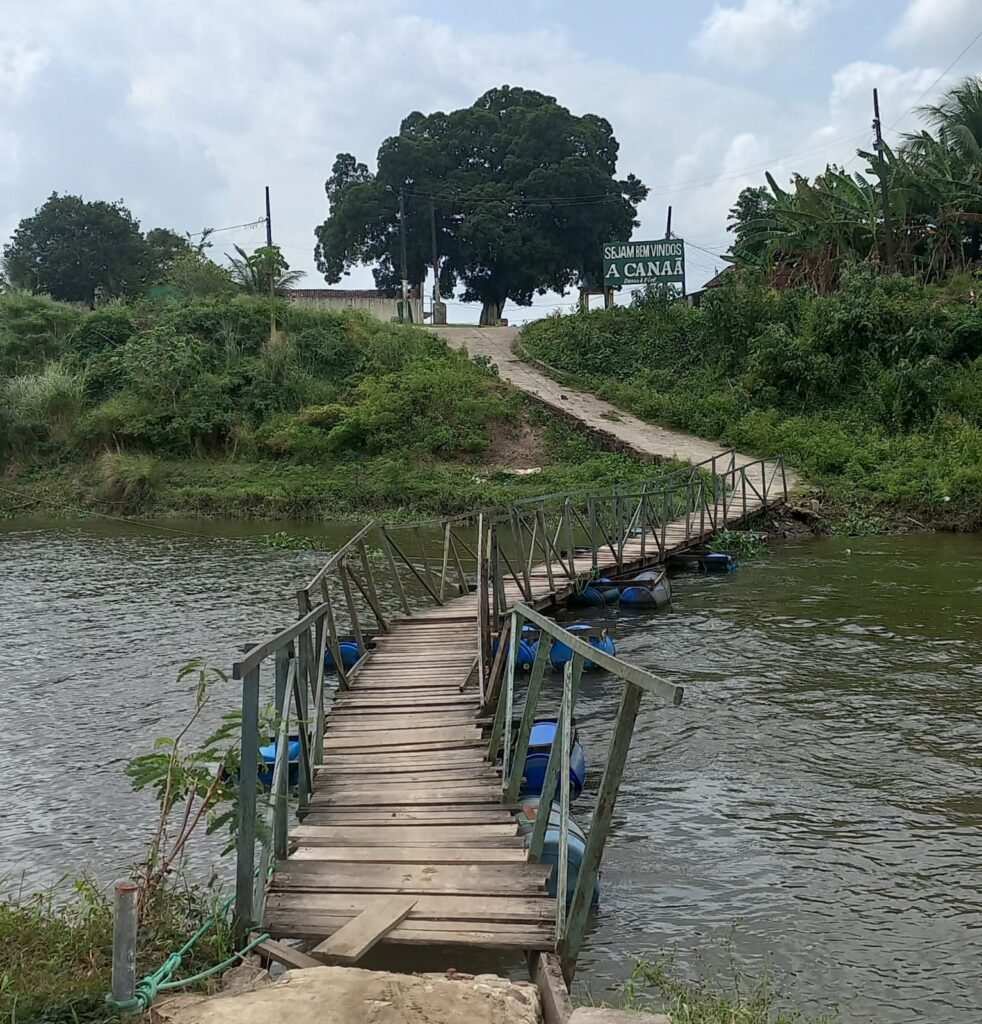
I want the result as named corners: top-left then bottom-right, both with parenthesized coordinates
top-left (272, 861), bottom-right (550, 895)
top-left (301, 808), bottom-right (516, 826)
top-left (291, 823), bottom-right (522, 847)
top-left (290, 845), bottom-right (528, 864)
top-left (311, 896), bottom-right (417, 962)
top-left (266, 892), bottom-right (553, 922)
top-left (309, 786), bottom-right (501, 808)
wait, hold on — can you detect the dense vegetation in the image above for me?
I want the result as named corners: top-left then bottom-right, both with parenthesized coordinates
top-left (729, 77), bottom-right (982, 291)
top-left (521, 270), bottom-right (982, 531)
top-left (315, 85), bottom-right (647, 324)
top-left (0, 292), bottom-right (659, 519)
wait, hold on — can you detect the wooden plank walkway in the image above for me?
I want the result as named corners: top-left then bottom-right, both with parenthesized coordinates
top-left (263, 491), bottom-right (770, 953)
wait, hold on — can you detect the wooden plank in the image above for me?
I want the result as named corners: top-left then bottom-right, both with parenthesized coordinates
top-left (267, 915), bottom-right (554, 949)
top-left (314, 768), bottom-right (497, 786)
top-left (309, 786), bottom-right (501, 808)
top-left (321, 737), bottom-right (485, 754)
top-left (266, 892), bottom-right (552, 922)
top-left (291, 846), bottom-right (528, 864)
top-left (302, 808), bottom-right (516, 825)
top-left (291, 823), bottom-right (521, 846)
top-left (253, 935), bottom-right (323, 971)
top-left (311, 896), bottom-right (418, 963)
top-left (272, 862), bottom-right (551, 896)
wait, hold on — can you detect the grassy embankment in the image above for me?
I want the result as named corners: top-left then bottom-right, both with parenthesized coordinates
top-left (521, 270), bottom-right (982, 533)
top-left (0, 293), bottom-right (672, 522)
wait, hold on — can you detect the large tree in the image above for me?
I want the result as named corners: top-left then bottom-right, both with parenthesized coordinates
top-left (3, 193), bottom-right (151, 305)
top-left (314, 86), bottom-right (648, 324)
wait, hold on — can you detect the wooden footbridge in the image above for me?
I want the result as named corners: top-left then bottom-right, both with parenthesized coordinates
top-left (232, 452), bottom-right (787, 979)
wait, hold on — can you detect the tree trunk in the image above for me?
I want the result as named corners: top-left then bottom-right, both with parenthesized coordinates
top-left (479, 298), bottom-right (505, 326)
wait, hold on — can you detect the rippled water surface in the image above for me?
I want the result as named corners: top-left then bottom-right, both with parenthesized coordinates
top-left (1, 520), bottom-right (980, 1022)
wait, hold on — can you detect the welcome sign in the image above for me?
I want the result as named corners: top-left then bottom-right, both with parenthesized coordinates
top-left (603, 239), bottom-right (685, 288)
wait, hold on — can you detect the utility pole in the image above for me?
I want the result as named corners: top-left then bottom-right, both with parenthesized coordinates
top-left (399, 188), bottom-right (410, 322)
top-left (265, 185), bottom-right (273, 247)
top-left (665, 206), bottom-right (673, 239)
top-left (430, 203), bottom-right (440, 316)
top-left (265, 185), bottom-right (277, 339)
top-left (872, 88), bottom-right (896, 274)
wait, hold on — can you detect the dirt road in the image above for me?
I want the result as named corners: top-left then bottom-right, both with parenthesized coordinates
top-left (431, 326), bottom-right (797, 487)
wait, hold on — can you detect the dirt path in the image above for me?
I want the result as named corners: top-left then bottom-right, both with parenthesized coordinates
top-left (431, 326), bottom-right (798, 489)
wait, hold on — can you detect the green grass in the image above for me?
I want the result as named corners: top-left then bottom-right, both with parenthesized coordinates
top-left (0, 878), bottom-right (233, 1024)
top-left (595, 957), bottom-right (836, 1024)
top-left (520, 271), bottom-right (982, 532)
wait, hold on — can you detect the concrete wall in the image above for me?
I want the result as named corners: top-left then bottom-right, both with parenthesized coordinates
top-left (288, 292), bottom-right (423, 324)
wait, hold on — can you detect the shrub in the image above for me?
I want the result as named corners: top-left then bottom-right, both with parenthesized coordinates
top-left (0, 291), bottom-right (80, 376)
top-left (95, 451), bottom-right (165, 513)
top-left (4, 361), bottom-right (86, 449)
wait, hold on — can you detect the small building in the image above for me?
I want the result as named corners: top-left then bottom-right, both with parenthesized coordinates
top-left (286, 288), bottom-right (423, 324)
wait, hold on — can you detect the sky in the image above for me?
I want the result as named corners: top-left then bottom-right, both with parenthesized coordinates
top-left (2, 0), bottom-right (981, 321)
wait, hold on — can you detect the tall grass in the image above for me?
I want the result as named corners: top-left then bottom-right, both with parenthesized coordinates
top-left (4, 362), bottom-right (86, 448)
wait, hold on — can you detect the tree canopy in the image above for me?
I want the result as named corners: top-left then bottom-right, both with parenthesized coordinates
top-left (3, 194), bottom-right (151, 305)
top-left (314, 86), bottom-right (648, 323)
top-left (727, 76), bottom-right (982, 290)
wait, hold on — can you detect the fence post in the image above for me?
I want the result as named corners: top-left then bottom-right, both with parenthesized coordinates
top-left (560, 680), bottom-right (644, 972)
top-left (380, 529), bottom-right (410, 615)
top-left (503, 637), bottom-right (549, 802)
top-left (555, 662), bottom-right (573, 943)
top-left (501, 610), bottom-right (522, 784)
top-left (528, 652), bottom-right (584, 862)
top-left (234, 664), bottom-right (260, 947)
top-left (781, 458), bottom-right (788, 502)
top-left (273, 646), bottom-right (290, 860)
top-left (111, 880), bottom-right (138, 1006)
top-left (537, 505), bottom-right (555, 593)
top-left (357, 540), bottom-right (388, 633)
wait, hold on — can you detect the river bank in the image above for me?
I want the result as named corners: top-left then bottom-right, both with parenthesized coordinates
top-left (513, 272), bottom-right (982, 535)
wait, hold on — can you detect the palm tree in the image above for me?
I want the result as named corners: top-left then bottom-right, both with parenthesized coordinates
top-left (226, 244), bottom-right (305, 295)
top-left (909, 76), bottom-right (982, 169)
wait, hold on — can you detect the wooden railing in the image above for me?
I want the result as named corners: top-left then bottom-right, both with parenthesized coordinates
top-left (230, 451), bottom-right (786, 943)
top-left (488, 602), bottom-right (684, 968)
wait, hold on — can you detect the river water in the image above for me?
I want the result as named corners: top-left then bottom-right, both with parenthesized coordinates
top-left (1, 519), bottom-right (979, 1022)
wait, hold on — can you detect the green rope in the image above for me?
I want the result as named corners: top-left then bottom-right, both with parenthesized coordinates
top-left (108, 870), bottom-right (277, 1014)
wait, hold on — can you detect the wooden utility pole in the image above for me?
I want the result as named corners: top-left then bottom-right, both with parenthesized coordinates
top-left (872, 88), bottom-right (896, 274)
top-left (265, 185), bottom-right (277, 339)
top-left (399, 188), bottom-right (410, 322)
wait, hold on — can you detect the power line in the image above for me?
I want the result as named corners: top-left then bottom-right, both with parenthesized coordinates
top-left (887, 26), bottom-right (982, 137)
top-left (187, 218), bottom-right (267, 238)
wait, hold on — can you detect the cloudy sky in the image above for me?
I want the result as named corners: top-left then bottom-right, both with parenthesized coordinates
top-left (2, 0), bottom-right (980, 319)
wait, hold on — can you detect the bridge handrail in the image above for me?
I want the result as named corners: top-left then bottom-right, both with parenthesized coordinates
top-left (488, 602), bottom-right (683, 963)
top-left (230, 448), bottom-right (787, 943)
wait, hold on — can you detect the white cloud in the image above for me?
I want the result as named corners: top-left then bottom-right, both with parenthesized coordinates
top-left (0, 42), bottom-right (47, 103)
top-left (889, 0), bottom-right (980, 50)
top-left (691, 0), bottom-right (830, 71)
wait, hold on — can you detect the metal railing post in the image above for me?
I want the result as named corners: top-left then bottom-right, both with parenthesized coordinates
top-left (528, 652), bottom-right (584, 863)
top-left (561, 680), bottom-right (644, 967)
top-left (234, 663), bottom-right (260, 947)
top-left (111, 881), bottom-right (138, 1007)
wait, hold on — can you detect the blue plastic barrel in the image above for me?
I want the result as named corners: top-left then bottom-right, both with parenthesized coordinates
top-left (258, 737), bottom-right (301, 789)
top-left (550, 625), bottom-right (616, 670)
top-left (517, 797), bottom-right (600, 906)
top-left (492, 624), bottom-right (540, 670)
top-left (521, 720), bottom-right (586, 800)
top-left (324, 641), bottom-right (362, 673)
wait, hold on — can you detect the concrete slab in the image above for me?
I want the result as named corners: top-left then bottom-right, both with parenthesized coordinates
top-left (151, 966), bottom-right (541, 1024)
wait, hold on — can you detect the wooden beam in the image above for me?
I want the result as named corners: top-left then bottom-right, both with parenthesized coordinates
top-left (312, 896), bottom-right (417, 963)
top-left (253, 935), bottom-right (322, 971)
top-left (530, 952), bottom-right (574, 1024)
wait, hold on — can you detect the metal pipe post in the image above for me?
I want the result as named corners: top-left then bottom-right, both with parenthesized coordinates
top-left (111, 880), bottom-right (138, 1006)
